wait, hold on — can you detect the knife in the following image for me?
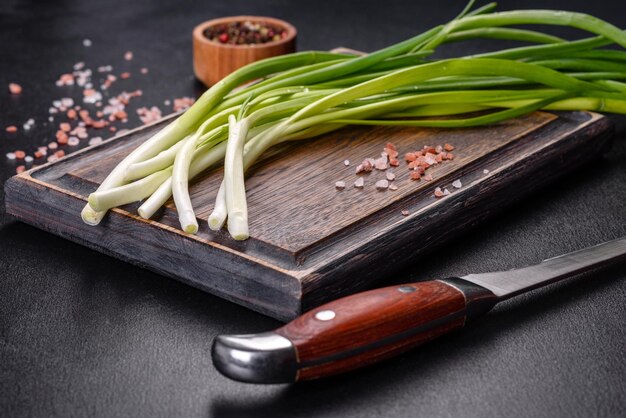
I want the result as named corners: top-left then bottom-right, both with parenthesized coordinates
top-left (212, 237), bottom-right (626, 384)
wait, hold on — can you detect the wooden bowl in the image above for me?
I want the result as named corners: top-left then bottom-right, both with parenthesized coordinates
top-left (193, 16), bottom-right (297, 87)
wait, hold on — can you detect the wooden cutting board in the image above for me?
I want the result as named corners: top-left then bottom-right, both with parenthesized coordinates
top-left (4, 110), bottom-right (613, 320)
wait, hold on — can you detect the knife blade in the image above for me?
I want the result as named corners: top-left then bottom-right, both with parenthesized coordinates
top-left (212, 237), bottom-right (626, 384)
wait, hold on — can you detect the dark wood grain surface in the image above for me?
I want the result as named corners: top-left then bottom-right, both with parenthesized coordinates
top-left (4, 109), bottom-right (614, 320)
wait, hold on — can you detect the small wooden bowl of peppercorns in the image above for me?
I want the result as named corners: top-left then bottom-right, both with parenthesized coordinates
top-left (193, 16), bottom-right (297, 86)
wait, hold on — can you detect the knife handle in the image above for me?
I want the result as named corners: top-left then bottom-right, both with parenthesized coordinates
top-left (212, 278), bottom-right (497, 383)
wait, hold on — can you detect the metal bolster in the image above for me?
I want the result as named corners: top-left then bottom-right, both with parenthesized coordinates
top-left (439, 277), bottom-right (498, 320)
top-left (211, 332), bottom-right (297, 384)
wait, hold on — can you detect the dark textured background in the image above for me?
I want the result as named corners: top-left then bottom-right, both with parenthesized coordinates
top-left (1, 1), bottom-right (625, 417)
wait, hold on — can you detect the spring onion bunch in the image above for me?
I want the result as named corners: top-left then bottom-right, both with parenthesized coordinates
top-left (83, 1), bottom-right (626, 240)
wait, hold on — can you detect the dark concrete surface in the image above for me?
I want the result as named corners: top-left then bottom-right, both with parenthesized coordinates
top-left (1, 1), bottom-right (625, 416)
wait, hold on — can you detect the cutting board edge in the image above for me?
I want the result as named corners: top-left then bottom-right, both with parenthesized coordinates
top-left (4, 174), bottom-right (306, 321)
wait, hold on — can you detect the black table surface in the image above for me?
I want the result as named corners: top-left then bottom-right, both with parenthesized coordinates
top-left (1, 0), bottom-right (625, 417)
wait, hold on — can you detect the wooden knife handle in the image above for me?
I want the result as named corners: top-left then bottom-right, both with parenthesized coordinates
top-left (211, 278), bottom-right (497, 383)
top-left (276, 278), bottom-right (496, 381)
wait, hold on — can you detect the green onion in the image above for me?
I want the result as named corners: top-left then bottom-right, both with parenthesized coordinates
top-left (83, 3), bottom-right (626, 241)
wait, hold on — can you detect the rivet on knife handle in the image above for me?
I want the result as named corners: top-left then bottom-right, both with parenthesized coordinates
top-left (212, 278), bottom-right (497, 383)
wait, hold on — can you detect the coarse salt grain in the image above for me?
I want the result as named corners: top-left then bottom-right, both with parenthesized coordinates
top-left (386, 171), bottom-right (395, 181)
top-left (443, 188), bottom-right (451, 196)
top-left (374, 157), bottom-right (388, 170)
top-left (354, 177), bottom-right (364, 189)
top-left (401, 210), bottom-right (409, 216)
top-left (375, 179), bottom-right (389, 190)
top-left (88, 137), bottom-right (103, 146)
top-left (452, 179), bottom-right (462, 189)
top-left (124, 51), bottom-right (133, 61)
top-left (24, 155), bottom-right (34, 163)
top-left (389, 184), bottom-right (398, 191)
top-left (48, 142), bottom-right (58, 149)
top-left (140, 68), bottom-right (148, 74)
top-left (335, 181), bottom-right (345, 190)
top-left (6, 152), bottom-right (16, 160)
top-left (68, 137), bottom-right (80, 146)
top-left (483, 169), bottom-right (490, 174)
top-left (343, 159), bottom-right (350, 166)
top-left (9, 83), bottom-right (22, 95)
top-left (82, 39), bottom-right (92, 47)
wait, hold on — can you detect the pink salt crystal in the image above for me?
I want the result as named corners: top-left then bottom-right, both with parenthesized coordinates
top-left (434, 187), bottom-right (444, 198)
top-left (335, 181), bottom-right (345, 190)
top-left (88, 136), bottom-right (103, 146)
top-left (354, 177), bottom-right (364, 189)
top-left (386, 171), bottom-right (396, 181)
top-left (48, 142), bottom-right (58, 150)
top-left (374, 157), bottom-right (388, 170)
top-left (424, 173), bottom-right (433, 181)
top-left (389, 184), bottom-right (398, 191)
top-left (124, 51), bottom-right (133, 61)
top-left (356, 159), bottom-right (373, 174)
top-left (140, 68), bottom-right (148, 74)
top-left (384, 148), bottom-right (398, 159)
top-left (68, 137), bottom-right (80, 146)
top-left (375, 179), bottom-right (389, 190)
top-left (401, 209), bottom-right (409, 216)
top-left (9, 83), bottom-right (22, 95)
